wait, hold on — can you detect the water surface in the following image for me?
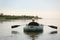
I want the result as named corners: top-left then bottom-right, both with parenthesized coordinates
top-left (0, 19), bottom-right (60, 40)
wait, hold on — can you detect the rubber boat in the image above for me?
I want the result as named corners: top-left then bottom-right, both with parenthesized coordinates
top-left (23, 24), bottom-right (44, 32)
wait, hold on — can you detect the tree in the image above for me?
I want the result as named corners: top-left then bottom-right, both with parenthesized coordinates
top-left (0, 13), bottom-right (3, 16)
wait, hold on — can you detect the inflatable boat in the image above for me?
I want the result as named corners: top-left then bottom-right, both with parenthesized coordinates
top-left (23, 24), bottom-right (43, 32)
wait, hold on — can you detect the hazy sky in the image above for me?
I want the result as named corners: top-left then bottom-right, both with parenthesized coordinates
top-left (0, 0), bottom-right (60, 18)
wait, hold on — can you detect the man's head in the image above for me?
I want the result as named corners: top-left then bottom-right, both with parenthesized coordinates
top-left (32, 18), bottom-right (35, 22)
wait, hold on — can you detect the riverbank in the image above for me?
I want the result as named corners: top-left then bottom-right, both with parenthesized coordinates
top-left (0, 15), bottom-right (42, 20)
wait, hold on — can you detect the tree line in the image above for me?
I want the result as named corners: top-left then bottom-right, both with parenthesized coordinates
top-left (0, 13), bottom-right (41, 19)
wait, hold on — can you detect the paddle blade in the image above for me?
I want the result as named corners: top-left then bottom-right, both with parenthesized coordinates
top-left (11, 25), bottom-right (20, 28)
top-left (50, 31), bottom-right (57, 34)
top-left (48, 25), bottom-right (57, 29)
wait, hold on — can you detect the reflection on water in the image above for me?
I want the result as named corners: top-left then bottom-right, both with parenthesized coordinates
top-left (0, 19), bottom-right (26, 24)
top-left (50, 31), bottom-right (57, 34)
top-left (0, 19), bottom-right (60, 40)
top-left (24, 31), bottom-right (43, 40)
top-left (11, 31), bottom-right (20, 34)
top-left (0, 20), bottom-right (14, 23)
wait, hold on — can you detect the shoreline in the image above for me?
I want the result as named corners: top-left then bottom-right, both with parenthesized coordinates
top-left (0, 15), bottom-right (42, 20)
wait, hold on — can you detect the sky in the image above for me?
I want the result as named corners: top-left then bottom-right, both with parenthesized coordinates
top-left (0, 0), bottom-right (60, 18)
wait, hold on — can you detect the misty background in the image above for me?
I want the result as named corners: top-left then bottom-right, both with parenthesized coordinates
top-left (0, 0), bottom-right (60, 18)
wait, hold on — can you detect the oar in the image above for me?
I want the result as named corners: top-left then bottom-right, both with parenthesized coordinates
top-left (39, 24), bottom-right (57, 29)
top-left (11, 24), bottom-right (26, 28)
top-left (48, 25), bottom-right (57, 29)
top-left (11, 25), bottom-right (20, 28)
top-left (11, 24), bottom-right (57, 29)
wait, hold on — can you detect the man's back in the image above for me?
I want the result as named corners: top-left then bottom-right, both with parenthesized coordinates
top-left (28, 22), bottom-right (39, 26)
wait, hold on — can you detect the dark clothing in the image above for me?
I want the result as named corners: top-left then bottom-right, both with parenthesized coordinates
top-left (28, 22), bottom-right (39, 26)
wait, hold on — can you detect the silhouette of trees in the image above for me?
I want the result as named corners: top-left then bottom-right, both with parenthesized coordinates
top-left (0, 13), bottom-right (3, 16)
top-left (0, 13), bottom-right (42, 19)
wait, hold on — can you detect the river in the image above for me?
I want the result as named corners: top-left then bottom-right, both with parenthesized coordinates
top-left (0, 18), bottom-right (60, 40)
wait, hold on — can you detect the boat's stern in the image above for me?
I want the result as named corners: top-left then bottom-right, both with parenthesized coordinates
top-left (23, 25), bottom-right (44, 32)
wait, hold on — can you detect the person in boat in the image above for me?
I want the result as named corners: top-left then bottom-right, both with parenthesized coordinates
top-left (28, 18), bottom-right (39, 26)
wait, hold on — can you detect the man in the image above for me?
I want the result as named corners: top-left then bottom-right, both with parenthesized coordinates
top-left (28, 18), bottom-right (39, 26)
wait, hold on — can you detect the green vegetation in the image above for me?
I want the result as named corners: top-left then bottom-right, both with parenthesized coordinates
top-left (0, 13), bottom-right (42, 20)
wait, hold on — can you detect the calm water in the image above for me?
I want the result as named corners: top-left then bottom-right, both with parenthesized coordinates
top-left (0, 18), bottom-right (60, 40)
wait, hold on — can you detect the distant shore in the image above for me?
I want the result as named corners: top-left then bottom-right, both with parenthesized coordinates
top-left (0, 14), bottom-right (42, 20)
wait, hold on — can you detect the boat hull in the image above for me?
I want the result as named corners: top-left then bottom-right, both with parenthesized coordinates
top-left (23, 25), bottom-right (43, 32)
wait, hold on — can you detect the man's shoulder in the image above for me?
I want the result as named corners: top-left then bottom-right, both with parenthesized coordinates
top-left (28, 22), bottom-right (39, 26)
top-left (29, 22), bottom-right (39, 24)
